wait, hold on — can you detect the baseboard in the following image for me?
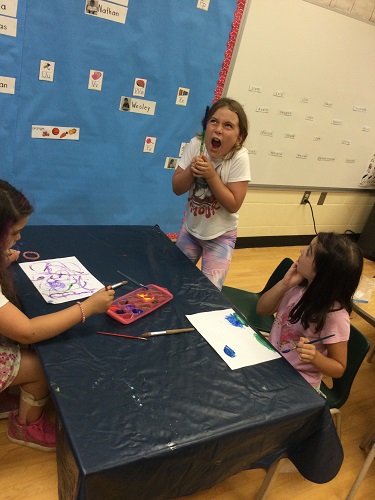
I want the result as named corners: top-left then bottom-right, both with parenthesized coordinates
top-left (235, 233), bottom-right (360, 249)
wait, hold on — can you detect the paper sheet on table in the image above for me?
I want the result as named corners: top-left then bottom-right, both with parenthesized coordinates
top-left (19, 256), bottom-right (103, 304)
top-left (186, 308), bottom-right (280, 370)
top-left (353, 275), bottom-right (375, 303)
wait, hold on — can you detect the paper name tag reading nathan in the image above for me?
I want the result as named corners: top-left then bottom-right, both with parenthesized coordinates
top-left (0, 76), bottom-right (15, 94)
top-left (85, 0), bottom-right (128, 24)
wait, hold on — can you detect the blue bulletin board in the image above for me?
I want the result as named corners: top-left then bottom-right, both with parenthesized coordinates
top-left (0, 0), bottom-right (240, 234)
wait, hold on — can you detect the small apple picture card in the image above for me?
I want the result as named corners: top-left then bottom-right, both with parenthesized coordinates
top-left (88, 70), bottom-right (103, 91)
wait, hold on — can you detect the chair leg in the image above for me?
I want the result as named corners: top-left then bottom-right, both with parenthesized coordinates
top-left (346, 441), bottom-right (375, 500)
top-left (258, 330), bottom-right (270, 338)
top-left (255, 458), bottom-right (285, 500)
top-left (359, 429), bottom-right (375, 451)
top-left (367, 343), bottom-right (375, 363)
top-left (330, 408), bottom-right (341, 440)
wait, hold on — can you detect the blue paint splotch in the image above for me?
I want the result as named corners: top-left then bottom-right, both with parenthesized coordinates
top-left (225, 312), bottom-right (247, 328)
top-left (224, 345), bottom-right (236, 358)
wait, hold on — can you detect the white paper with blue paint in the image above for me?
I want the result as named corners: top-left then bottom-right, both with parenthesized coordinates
top-left (186, 308), bottom-right (280, 370)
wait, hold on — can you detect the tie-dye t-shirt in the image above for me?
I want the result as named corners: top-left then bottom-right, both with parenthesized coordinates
top-left (0, 286), bottom-right (21, 391)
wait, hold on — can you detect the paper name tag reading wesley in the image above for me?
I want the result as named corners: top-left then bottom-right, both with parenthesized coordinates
top-left (119, 96), bottom-right (156, 116)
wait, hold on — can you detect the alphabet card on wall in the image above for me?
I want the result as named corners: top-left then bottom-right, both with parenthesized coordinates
top-left (31, 125), bottom-right (80, 140)
top-left (1, 0), bottom-right (18, 18)
top-left (133, 78), bottom-right (146, 97)
top-left (39, 60), bottom-right (55, 82)
top-left (197, 0), bottom-right (210, 11)
top-left (143, 137), bottom-right (156, 153)
top-left (176, 87), bottom-right (190, 106)
top-left (179, 142), bottom-right (187, 157)
top-left (88, 70), bottom-right (103, 91)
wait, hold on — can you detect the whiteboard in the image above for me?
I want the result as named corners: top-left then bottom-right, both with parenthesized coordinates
top-left (224, 0), bottom-right (375, 190)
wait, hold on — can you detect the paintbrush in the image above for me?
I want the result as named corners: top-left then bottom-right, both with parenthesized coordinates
top-left (117, 270), bottom-right (148, 290)
top-left (105, 280), bottom-right (128, 290)
top-left (140, 328), bottom-right (195, 339)
top-left (200, 105), bottom-right (210, 155)
top-left (97, 331), bottom-right (148, 341)
top-left (281, 334), bottom-right (335, 353)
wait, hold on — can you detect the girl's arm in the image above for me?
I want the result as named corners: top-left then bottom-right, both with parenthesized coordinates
top-left (297, 339), bottom-right (347, 379)
top-left (172, 165), bottom-right (194, 195)
top-left (256, 261), bottom-right (304, 315)
top-left (256, 280), bottom-right (291, 316)
top-left (0, 287), bottom-right (114, 344)
top-left (190, 155), bottom-right (247, 213)
top-left (206, 177), bottom-right (248, 213)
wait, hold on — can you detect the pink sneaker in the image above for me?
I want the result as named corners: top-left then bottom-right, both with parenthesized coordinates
top-left (7, 412), bottom-right (56, 452)
top-left (0, 390), bottom-right (19, 419)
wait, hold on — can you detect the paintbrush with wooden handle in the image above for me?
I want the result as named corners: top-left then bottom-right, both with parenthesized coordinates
top-left (140, 328), bottom-right (195, 339)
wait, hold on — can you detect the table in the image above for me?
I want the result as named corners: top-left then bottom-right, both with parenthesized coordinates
top-left (14, 225), bottom-right (343, 500)
top-left (358, 202), bottom-right (375, 261)
top-left (353, 296), bottom-right (375, 329)
top-left (353, 279), bottom-right (375, 362)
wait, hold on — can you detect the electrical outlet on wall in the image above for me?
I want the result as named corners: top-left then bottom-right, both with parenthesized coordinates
top-left (300, 191), bottom-right (311, 204)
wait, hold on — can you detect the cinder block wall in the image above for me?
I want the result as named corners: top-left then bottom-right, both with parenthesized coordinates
top-left (237, 189), bottom-right (374, 237)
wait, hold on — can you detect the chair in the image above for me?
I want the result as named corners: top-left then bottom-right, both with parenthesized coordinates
top-left (347, 431), bottom-right (375, 499)
top-left (320, 324), bottom-right (370, 439)
top-left (256, 324), bottom-right (370, 499)
top-left (222, 258), bottom-right (294, 333)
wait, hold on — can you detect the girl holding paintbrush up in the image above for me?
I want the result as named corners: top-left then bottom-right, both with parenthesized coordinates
top-left (172, 98), bottom-right (250, 290)
top-left (0, 180), bottom-right (114, 451)
top-left (257, 232), bottom-right (363, 390)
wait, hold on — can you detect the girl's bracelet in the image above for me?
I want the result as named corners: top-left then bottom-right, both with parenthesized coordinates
top-left (76, 301), bottom-right (86, 323)
top-left (22, 251), bottom-right (40, 261)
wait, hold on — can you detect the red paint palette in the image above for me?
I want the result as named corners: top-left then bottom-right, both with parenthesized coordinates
top-left (106, 284), bottom-right (173, 324)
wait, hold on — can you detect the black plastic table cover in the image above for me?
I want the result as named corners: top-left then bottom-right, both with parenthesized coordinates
top-left (13, 225), bottom-right (343, 500)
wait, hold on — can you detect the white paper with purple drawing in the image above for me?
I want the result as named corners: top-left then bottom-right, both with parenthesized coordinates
top-left (186, 308), bottom-right (280, 370)
top-left (19, 256), bottom-right (103, 304)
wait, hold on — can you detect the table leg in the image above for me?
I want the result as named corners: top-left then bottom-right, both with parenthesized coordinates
top-left (56, 419), bottom-right (80, 500)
